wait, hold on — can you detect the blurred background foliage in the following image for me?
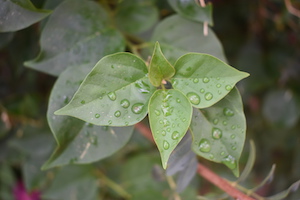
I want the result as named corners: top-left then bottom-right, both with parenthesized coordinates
top-left (0, 0), bottom-right (300, 199)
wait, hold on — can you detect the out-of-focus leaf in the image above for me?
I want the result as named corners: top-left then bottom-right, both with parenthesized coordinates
top-left (44, 63), bottom-right (134, 169)
top-left (171, 53), bottom-right (249, 109)
top-left (149, 42), bottom-right (175, 87)
top-left (0, 32), bottom-right (14, 49)
top-left (151, 15), bottom-right (227, 64)
top-left (0, 163), bottom-right (15, 200)
top-left (251, 164), bottom-right (276, 192)
top-left (149, 89), bottom-right (192, 169)
top-left (0, 0), bottom-right (51, 32)
top-left (266, 180), bottom-right (300, 200)
top-left (166, 132), bottom-right (197, 193)
top-left (55, 53), bottom-right (156, 126)
top-left (114, 0), bottom-right (159, 34)
top-left (120, 154), bottom-right (168, 200)
top-left (25, 0), bottom-right (125, 76)
top-left (168, 0), bottom-right (213, 25)
top-left (262, 90), bottom-right (299, 128)
top-left (190, 88), bottom-right (247, 177)
top-left (42, 165), bottom-right (98, 200)
top-left (235, 140), bottom-right (256, 183)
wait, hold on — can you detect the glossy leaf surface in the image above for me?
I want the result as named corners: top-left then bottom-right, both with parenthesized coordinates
top-left (168, 0), bottom-right (213, 25)
top-left (0, 0), bottom-right (51, 32)
top-left (25, 0), bottom-right (125, 76)
top-left (190, 88), bottom-right (246, 176)
top-left (44, 63), bottom-right (133, 169)
top-left (149, 42), bottom-right (175, 87)
top-left (55, 53), bottom-right (156, 126)
top-left (171, 53), bottom-right (249, 108)
top-left (149, 89), bottom-right (192, 169)
top-left (114, 0), bottom-right (159, 34)
top-left (152, 15), bottom-right (226, 64)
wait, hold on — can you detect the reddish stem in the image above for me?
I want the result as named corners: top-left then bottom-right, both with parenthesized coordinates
top-left (135, 122), bottom-right (255, 200)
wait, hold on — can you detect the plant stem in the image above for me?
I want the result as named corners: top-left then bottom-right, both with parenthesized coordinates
top-left (135, 121), bottom-right (256, 200)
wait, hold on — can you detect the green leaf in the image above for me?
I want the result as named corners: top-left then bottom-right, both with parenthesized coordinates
top-left (149, 42), bottom-right (175, 87)
top-left (44, 63), bottom-right (133, 169)
top-left (55, 53), bottom-right (156, 127)
top-left (148, 89), bottom-right (192, 169)
top-left (114, 0), bottom-right (159, 34)
top-left (151, 15), bottom-right (226, 64)
top-left (168, 0), bottom-right (213, 25)
top-left (42, 165), bottom-right (98, 200)
top-left (190, 88), bottom-right (246, 177)
top-left (25, 0), bottom-right (125, 76)
top-left (171, 53), bottom-right (249, 108)
top-left (0, 0), bottom-right (51, 32)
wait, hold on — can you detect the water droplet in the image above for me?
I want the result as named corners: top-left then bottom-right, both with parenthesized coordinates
top-left (203, 77), bottom-right (210, 83)
top-left (223, 108), bottom-right (234, 116)
top-left (186, 67), bottom-right (192, 71)
top-left (231, 134), bottom-right (236, 139)
top-left (220, 151), bottom-right (225, 156)
top-left (199, 139), bottom-right (211, 152)
top-left (95, 113), bottom-right (100, 118)
top-left (108, 120), bottom-right (112, 125)
top-left (182, 118), bottom-right (187, 122)
top-left (161, 105), bottom-right (174, 116)
top-left (102, 126), bottom-right (109, 131)
top-left (107, 92), bottom-right (117, 101)
top-left (172, 80), bottom-right (178, 86)
top-left (225, 85), bottom-right (232, 91)
top-left (131, 103), bottom-right (144, 114)
top-left (125, 121), bottom-right (129, 126)
top-left (217, 77), bottom-right (220, 80)
top-left (232, 146), bottom-right (237, 150)
top-left (222, 155), bottom-right (237, 170)
top-left (172, 131), bottom-right (180, 140)
top-left (111, 65), bottom-right (114, 69)
top-left (200, 88), bottom-right (205, 93)
top-left (162, 130), bottom-right (166, 136)
top-left (64, 96), bottom-right (69, 104)
top-left (193, 78), bottom-right (199, 83)
top-left (222, 120), bottom-right (228, 125)
top-left (114, 111), bottom-right (121, 117)
top-left (213, 118), bottom-right (219, 125)
top-left (216, 83), bottom-right (221, 88)
top-left (167, 128), bottom-right (171, 132)
top-left (163, 140), bottom-right (170, 150)
top-left (90, 136), bottom-right (98, 145)
top-left (120, 99), bottom-right (130, 108)
top-left (80, 100), bottom-right (85, 104)
top-left (176, 98), bottom-right (181, 103)
top-left (159, 120), bottom-right (163, 124)
top-left (163, 119), bottom-right (170, 127)
top-left (205, 92), bottom-right (213, 101)
top-left (231, 125), bottom-right (236, 130)
top-left (186, 92), bottom-right (200, 105)
top-left (209, 154), bottom-right (214, 159)
top-left (154, 109), bottom-right (161, 116)
top-left (212, 127), bottom-right (222, 139)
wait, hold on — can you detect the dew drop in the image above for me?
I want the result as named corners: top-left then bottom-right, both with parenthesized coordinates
top-left (182, 118), bottom-right (187, 122)
top-left (199, 139), bottom-right (211, 152)
top-left (163, 140), bottom-right (170, 150)
top-left (120, 99), bottom-right (130, 108)
top-left (167, 128), bottom-right (171, 132)
top-left (108, 120), bottom-right (112, 125)
top-left (64, 96), bottom-right (69, 104)
top-left (222, 120), bottom-right (228, 126)
top-left (161, 105), bottom-right (174, 116)
top-left (213, 118), bottom-right (219, 125)
top-left (205, 92), bottom-right (213, 101)
top-left (231, 134), bottom-right (236, 139)
top-left (107, 92), bottom-right (117, 101)
top-left (193, 78), bottom-right (199, 83)
top-left (172, 80), bottom-right (178, 86)
top-left (216, 83), bottom-right (221, 88)
top-left (172, 131), bottom-right (180, 140)
top-left (90, 136), bottom-right (98, 145)
top-left (222, 155), bottom-right (237, 170)
top-left (209, 154), bottom-right (214, 159)
top-left (217, 77), bottom-right (220, 80)
top-left (125, 121), bottom-right (129, 126)
top-left (200, 88), bottom-right (205, 93)
top-left (162, 130), bottom-right (166, 136)
top-left (220, 151), bottom-right (225, 156)
top-left (159, 120), bottom-right (163, 124)
top-left (95, 113), bottom-right (100, 118)
top-left (102, 126), bottom-right (109, 131)
top-left (154, 109), bottom-right (161, 116)
top-left (80, 100), bottom-right (85, 104)
top-left (232, 146), bottom-right (237, 150)
top-left (212, 127), bottom-right (222, 139)
top-left (231, 125), bottom-right (236, 130)
top-left (131, 103), bottom-right (144, 114)
top-left (186, 92), bottom-right (200, 105)
top-left (203, 77), bottom-right (210, 83)
top-left (176, 98), bottom-right (181, 103)
top-left (225, 85), bottom-right (232, 91)
top-left (114, 111), bottom-right (121, 117)
top-left (223, 108), bottom-right (234, 117)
